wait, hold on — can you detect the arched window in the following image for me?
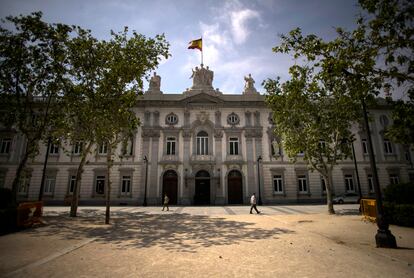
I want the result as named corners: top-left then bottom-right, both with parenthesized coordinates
top-left (197, 131), bottom-right (208, 155)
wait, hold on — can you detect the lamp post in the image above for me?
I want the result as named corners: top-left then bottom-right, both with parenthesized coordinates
top-left (257, 155), bottom-right (263, 205)
top-left (143, 155), bottom-right (148, 207)
top-left (361, 97), bottom-right (396, 248)
top-left (350, 140), bottom-right (362, 200)
top-left (39, 137), bottom-right (52, 201)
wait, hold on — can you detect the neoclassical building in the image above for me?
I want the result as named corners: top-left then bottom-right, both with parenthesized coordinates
top-left (1, 65), bottom-right (413, 205)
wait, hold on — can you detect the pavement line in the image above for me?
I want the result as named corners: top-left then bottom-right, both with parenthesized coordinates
top-left (5, 237), bottom-right (96, 277)
top-left (223, 207), bottom-right (236, 215)
top-left (267, 206), bottom-right (294, 214)
top-left (279, 206), bottom-right (309, 214)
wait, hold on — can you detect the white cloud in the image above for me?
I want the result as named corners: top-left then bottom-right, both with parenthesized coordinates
top-left (230, 9), bottom-right (260, 44)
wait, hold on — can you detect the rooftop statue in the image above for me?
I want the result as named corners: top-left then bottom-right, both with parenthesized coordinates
top-left (149, 72), bottom-right (161, 91)
top-left (243, 73), bottom-right (258, 94)
top-left (190, 64), bottom-right (214, 88)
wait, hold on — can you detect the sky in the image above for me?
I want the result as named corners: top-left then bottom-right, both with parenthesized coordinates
top-left (0, 0), bottom-right (363, 94)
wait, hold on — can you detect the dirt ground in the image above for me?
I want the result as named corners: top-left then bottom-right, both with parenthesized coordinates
top-left (1, 209), bottom-right (413, 277)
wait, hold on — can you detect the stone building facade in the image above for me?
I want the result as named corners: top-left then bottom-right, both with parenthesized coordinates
top-left (0, 66), bottom-right (413, 205)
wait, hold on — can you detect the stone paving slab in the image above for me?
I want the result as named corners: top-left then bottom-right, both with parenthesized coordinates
top-left (1, 206), bottom-right (413, 278)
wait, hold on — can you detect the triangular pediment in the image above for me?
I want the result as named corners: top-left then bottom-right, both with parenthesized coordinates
top-left (182, 92), bottom-right (224, 105)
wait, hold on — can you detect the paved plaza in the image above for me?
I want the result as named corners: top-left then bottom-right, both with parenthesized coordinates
top-left (1, 205), bottom-right (413, 277)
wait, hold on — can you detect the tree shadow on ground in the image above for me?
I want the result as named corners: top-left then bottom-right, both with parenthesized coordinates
top-left (26, 209), bottom-right (294, 253)
top-left (335, 208), bottom-right (361, 216)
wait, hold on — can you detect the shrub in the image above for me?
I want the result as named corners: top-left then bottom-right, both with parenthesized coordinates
top-left (0, 188), bottom-right (16, 209)
top-left (383, 202), bottom-right (414, 227)
top-left (383, 182), bottom-right (414, 204)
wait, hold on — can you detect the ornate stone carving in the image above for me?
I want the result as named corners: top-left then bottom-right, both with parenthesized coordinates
top-left (196, 111), bottom-right (209, 124)
top-left (190, 64), bottom-right (214, 89)
top-left (147, 72), bottom-right (162, 94)
top-left (243, 74), bottom-right (258, 94)
top-left (214, 129), bottom-right (223, 139)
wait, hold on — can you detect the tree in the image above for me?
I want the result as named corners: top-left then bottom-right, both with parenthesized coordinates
top-left (265, 65), bottom-right (360, 214)
top-left (386, 90), bottom-right (414, 146)
top-left (57, 27), bottom-right (170, 219)
top-left (0, 12), bottom-right (73, 202)
top-left (264, 0), bottom-right (413, 215)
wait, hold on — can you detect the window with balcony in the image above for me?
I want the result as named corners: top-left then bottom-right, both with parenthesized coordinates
top-left (196, 131), bottom-right (208, 155)
top-left (166, 137), bottom-right (176, 155)
top-left (229, 137), bottom-right (239, 155)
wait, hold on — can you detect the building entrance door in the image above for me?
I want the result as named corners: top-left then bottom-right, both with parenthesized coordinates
top-left (162, 170), bottom-right (178, 205)
top-left (194, 170), bottom-right (210, 205)
top-left (228, 170), bottom-right (243, 204)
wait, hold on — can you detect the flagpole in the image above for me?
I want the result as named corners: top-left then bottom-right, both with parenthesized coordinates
top-left (201, 36), bottom-right (203, 66)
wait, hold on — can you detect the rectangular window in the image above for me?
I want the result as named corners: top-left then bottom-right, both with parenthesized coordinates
top-left (229, 137), bottom-right (239, 155)
top-left (68, 175), bottom-right (76, 194)
top-left (44, 176), bottom-right (55, 195)
top-left (345, 174), bottom-right (355, 192)
top-left (95, 176), bottom-right (105, 195)
top-left (49, 143), bottom-right (59, 154)
top-left (73, 141), bottom-right (83, 155)
top-left (362, 139), bottom-right (368, 154)
top-left (197, 137), bottom-right (208, 155)
top-left (98, 142), bottom-right (108, 155)
top-left (297, 150), bottom-right (305, 156)
top-left (166, 137), bottom-right (176, 155)
top-left (389, 174), bottom-right (399, 185)
top-left (321, 176), bottom-right (327, 193)
top-left (367, 174), bottom-right (374, 193)
top-left (273, 175), bottom-right (283, 193)
top-left (0, 138), bottom-right (11, 154)
top-left (383, 139), bottom-right (393, 154)
top-left (121, 176), bottom-right (131, 195)
top-left (298, 175), bottom-right (307, 193)
top-left (18, 175), bottom-right (30, 194)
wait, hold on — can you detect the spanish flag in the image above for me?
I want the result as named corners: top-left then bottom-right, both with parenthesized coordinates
top-left (188, 38), bottom-right (202, 51)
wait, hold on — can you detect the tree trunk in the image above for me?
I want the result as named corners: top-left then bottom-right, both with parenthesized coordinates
top-left (70, 142), bottom-right (93, 217)
top-left (11, 144), bottom-right (30, 204)
top-left (105, 144), bottom-right (112, 225)
top-left (325, 171), bottom-right (335, 214)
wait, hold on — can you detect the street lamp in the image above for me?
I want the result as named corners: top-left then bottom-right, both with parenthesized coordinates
top-left (143, 155), bottom-right (148, 207)
top-left (257, 155), bottom-right (263, 205)
top-left (361, 97), bottom-right (396, 248)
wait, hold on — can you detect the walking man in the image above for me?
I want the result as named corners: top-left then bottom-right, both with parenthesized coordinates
top-left (162, 194), bottom-right (170, 211)
top-left (250, 193), bottom-right (260, 214)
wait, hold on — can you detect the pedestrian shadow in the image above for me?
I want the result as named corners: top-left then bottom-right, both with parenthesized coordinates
top-left (26, 209), bottom-right (294, 253)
